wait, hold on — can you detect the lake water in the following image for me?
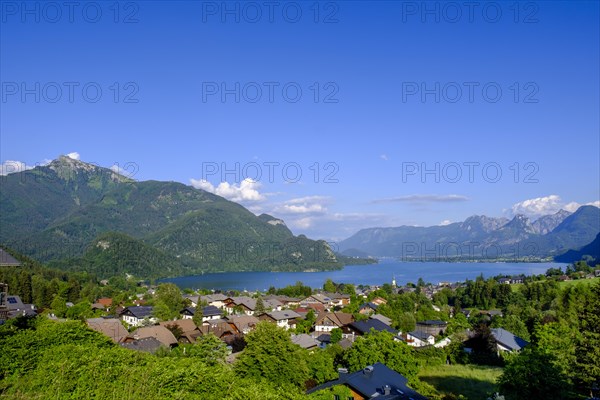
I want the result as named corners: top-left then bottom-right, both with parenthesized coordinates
top-left (161, 260), bottom-right (565, 291)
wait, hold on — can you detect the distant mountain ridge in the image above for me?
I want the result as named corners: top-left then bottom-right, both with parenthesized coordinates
top-left (0, 156), bottom-right (344, 278)
top-left (339, 207), bottom-right (599, 261)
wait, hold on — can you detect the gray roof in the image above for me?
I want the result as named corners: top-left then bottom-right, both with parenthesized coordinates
top-left (370, 314), bottom-right (393, 326)
top-left (291, 334), bottom-right (319, 349)
top-left (416, 320), bottom-right (447, 326)
top-left (491, 328), bottom-right (529, 351)
top-left (267, 310), bottom-right (301, 321)
top-left (182, 305), bottom-right (223, 317)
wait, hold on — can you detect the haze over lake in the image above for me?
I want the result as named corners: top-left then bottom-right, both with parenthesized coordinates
top-left (161, 260), bottom-right (565, 291)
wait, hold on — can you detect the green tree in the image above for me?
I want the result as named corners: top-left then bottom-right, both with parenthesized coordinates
top-left (323, 279), bottom-right (337, 293)
top-left (50, 295), bottom-right (68, 318)
top-left (235, 321), bottom-right (309, 388)
top-left (397, 311), bottom-right (416, 333)
top-left (155, 283), bottom-right (184, 318)
top-left (574, 281), bottom-right (600, 393)
top-left (330, 327), bottom-right (342, 344)
top-left (255, 296), bottom-right (266, 314)
top-left (498, 348), bottom-right (572, 399)
top-left (342, 330), bottom-right (419, 382)
top-left (152, 300), bottom-right (172, 321)
top-left (192, 305), bottom-right (204, 327)
top-left (66, 301), bottom-right (93, 320)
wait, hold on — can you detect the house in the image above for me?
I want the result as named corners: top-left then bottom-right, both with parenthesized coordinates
top-left (415, 320), bottom-right (447, 337)
top-left (121, 337), bottom-right (164, 353)
top-left (258, 310), bottom-right (302, 330)
top-left (314, 312), bottom-right (354, 333)
top-left (4, 295), bottom-right (37, 318)
top-left (199, 320), bottom-right (239, 345)
top-left (370, 314), bottom-right (392, 326)
top-left (358, 302), bottom-right (379, 315)
top-left (348, 319), bottom-right (397, 337)
top-left (511, 276), bottom-right (525, 284)
top-left (159, 319), bottom-right (201, 344)
top-left (302, 293), bottom-right (349, 309)
top-left (180, 305), bottom-right (223, 321)
top-left (227, 315), bottom-right (260, 335)
top-left (127, 325), bottom-right (178, 347)
top-left (223, 296), bottom-right (283, 315)
top-left (263, 295), bottom-right (301, 308)
top-left (370, 297), bottom-right (387, 306)
top-left (498, 277), bottom-right (512, 285)
top-left (87, 317), bottom-right (128, 343)
top-left (120, 306), bottom-right (156, 327)
top-left (307, 363), bottom-right (428, 400)
top-left (403, 331), bottom-right (435, 347)
top-left (184, 293), bottom-right (229, 308)
top-left (491, 328), bottom-right (529, 352)
top-left (96, 297), bottom-right (113, 310)
top-left (291, 333), bottom-right (319, 350)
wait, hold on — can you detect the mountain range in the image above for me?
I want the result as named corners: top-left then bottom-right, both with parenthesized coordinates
top-left (0, 156), bottom-right (347, 278)
top-left (339, 206), bottom-right (600, 261)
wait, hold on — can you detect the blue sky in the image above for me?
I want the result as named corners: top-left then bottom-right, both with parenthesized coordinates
top-left (1, 1), bottom-right (599, 241)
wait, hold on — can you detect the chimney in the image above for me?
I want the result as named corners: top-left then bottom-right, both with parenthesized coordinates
top-left (337, 368), bottom-right (348, 378)
top-left (383, 385), bottom-right (391, 395)
top-left (363, 365), bottom-right (374, 375)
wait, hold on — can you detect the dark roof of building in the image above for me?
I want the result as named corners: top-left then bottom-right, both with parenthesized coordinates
top-left (360, 302), bottom-right (379, 310)
top-left (0, 249), bottom-right (21, 267)
top-left (491, 328), bottom-right (529, 351)
top-left (120, 337), bottom-right (163, 353)
top-left (307, 363), bottom-right (427, 399)
top-left (121, 306), bottom-right (153, 319)
top-left (350, 319), bottom-right (397, 335)
top-left (182, 305), bottom-right (223, 317)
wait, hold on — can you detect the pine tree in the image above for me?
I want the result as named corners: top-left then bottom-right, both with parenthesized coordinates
top-left (192, 305), bottom-right (204, 327)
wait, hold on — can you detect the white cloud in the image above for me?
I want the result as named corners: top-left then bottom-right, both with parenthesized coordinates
top-left (511, 195), bottom-right (600, 218)
top-left (190, 178), bottom-right (266, 203)
top-left (273, 196), bottom-right (330, 216)
top-left (0, 160), bottom-right (33, 175)
top-left (66, 152), bottom-right (80, 160)
top-left (440, 220), bottom-right (452, 226)
top-left (380, 154), bottom-right (389, 161)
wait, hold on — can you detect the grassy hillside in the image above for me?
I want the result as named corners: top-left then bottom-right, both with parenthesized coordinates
top-left (418, 364), bottom-right (503, 400)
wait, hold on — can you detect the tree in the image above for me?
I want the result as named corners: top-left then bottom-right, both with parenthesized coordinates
top-left (152, 300), bottom-right (172, 321)
top-left (192, 305), bottom-right (204, 327)
top-left (323, 279), bottom-right (336, 293)
top-left (50, 295), bottom-right (68, 318)
top-left (397, 311), bottom-right (416, 333)
top-left (155, 283), bottom-right (184, 318)
top-left (255, 296), bottom-right (266, 314)
top-left (574, 281), bottom-right (600, 394)
top-left (342, 331), bottom-right (419, 382)
top-left (330, 328), bottom-right (342, 344)
top-left (498, 348), bottom-right (572, 399)
top-left (235, 321), bottom-right (309, 388)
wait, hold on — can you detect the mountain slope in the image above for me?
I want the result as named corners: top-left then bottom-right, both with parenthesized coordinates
top-left (554, 232), bottom-right (600, 264)
top-left (0, 157), bottom-right (342, 277)
top-left (339, 207), bottom-right (600, 260)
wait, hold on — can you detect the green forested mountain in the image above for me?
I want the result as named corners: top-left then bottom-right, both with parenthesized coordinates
top-left (0, 157), bottom-right (341, 278)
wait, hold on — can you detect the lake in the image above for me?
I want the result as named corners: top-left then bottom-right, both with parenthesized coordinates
top-left (161, 260), bottom-right (565, 291)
